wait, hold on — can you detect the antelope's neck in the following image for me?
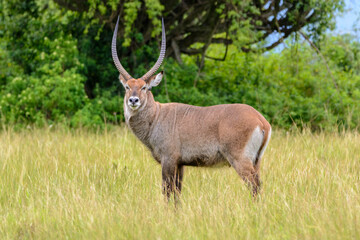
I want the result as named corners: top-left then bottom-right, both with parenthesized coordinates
top-left (125, 92), bottom-right (159, 146)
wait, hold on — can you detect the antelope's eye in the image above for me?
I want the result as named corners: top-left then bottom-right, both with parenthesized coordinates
top-left (141, 86), bottom-right (146, 91)
top-left (125, 86), bottom-right (130, 90)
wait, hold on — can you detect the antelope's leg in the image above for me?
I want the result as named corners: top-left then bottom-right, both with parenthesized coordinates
top-left (161, 160), bottom-right (176, 201)
top-left (234, 159), bottom-right (260, 196)
top-left (175, 165), bottom-right (184, 193)
top-left (224, 151), bottom-right (260, 196)
top-left (174, 165), bottom-right (184, 203)
top-left (254, 159), bottom-right (262, 191)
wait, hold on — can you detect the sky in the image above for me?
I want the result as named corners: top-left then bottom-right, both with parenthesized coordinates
top-left (334, 0), bottom-right (360, 37)
top-left (268, 0), bottom-right (360, 52)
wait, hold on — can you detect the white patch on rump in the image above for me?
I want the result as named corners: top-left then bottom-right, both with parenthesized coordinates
top-left (244, 126), bottom-right (264, 164)
top-left (258, 127), bottom-right (271, 160)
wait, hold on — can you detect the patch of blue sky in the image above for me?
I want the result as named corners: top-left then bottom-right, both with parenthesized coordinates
top-left (264, 0), bottom-right (360, 52)
top-left (333, 0), bottom-right (359, 37)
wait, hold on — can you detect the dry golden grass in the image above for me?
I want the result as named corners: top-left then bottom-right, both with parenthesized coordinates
top-left (0, 126), bottom-right (359, 239)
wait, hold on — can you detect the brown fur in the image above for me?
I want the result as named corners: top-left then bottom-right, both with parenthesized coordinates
top-left (120, 73), bottom-right (271, 200)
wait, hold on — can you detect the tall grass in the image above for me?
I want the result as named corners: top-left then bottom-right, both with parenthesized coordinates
top-left (0, 126), bottom-right (359, 239)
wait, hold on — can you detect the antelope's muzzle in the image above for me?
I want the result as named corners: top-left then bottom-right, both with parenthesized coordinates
top-left (128, 96), bottom-right (140, 110)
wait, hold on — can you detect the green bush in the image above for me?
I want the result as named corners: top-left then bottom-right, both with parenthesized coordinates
top-left (0, 1), bottom-right (359, 131)
top-left (153, 39), bottom-right (360, 131)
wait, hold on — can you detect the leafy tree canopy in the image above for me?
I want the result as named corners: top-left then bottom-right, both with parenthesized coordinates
top-left (1, 0), bottom-right (359, 131)
top-left (53, 0), bottom-right (344, 63)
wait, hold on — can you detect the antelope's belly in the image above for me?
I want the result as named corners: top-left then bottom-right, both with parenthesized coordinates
top-left (180, 145), bottom-right (229, 167)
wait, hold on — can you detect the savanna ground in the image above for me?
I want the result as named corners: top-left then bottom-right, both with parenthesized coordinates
top-left (0, 126), bottom-right (359, 239)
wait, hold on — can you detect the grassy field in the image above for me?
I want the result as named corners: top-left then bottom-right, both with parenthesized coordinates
top-left (0, 126), bottom-right (359, 239)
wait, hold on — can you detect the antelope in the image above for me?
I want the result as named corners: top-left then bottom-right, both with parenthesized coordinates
top-left (111, 17), bottom-right (271, 200)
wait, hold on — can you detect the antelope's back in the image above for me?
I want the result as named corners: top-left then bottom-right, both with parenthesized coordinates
top-left (157, 103), bottom-right (270, 165)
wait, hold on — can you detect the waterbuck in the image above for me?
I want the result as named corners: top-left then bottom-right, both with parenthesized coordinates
top-left (111, 17), bottom-right (271, 200)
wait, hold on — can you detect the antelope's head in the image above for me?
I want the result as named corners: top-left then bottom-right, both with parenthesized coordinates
top-left (111, 16), bottom-right (165, 112)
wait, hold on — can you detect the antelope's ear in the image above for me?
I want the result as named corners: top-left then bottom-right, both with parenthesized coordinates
top-left (119, 74), bottom-right (127, 88)
top-left (147, 71), bottom-right (163, 89)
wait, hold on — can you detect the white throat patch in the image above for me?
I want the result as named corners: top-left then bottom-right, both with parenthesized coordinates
top-left (124, 103), bottom-right (133, 124)
top-left (124, 95), bottom-right (148, 124)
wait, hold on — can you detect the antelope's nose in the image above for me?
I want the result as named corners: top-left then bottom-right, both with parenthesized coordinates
top-left (129, 97), bottom-right (139, 105)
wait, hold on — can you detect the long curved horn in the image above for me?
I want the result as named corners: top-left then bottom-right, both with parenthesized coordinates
top-left (111, 16), bottom-right (133, 80)
top-left (141, 18), bottom-right (166, 81)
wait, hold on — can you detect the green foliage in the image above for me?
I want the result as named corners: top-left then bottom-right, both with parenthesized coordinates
top-left (144, 0), bottom-right (164, 37)
top-left (0, 0), bottom-right (359, 131)
top-left (0, 33), bottom-right (87, 126)
top-left (123, 0), bottom-right (142, 47)
top-left (307, 0), bottom-right (345, 41)
top-left (154, 37), bottom-right (360, 131)
top-left (0, 0), bottom-right (94, 127)
top-left (169, 40), bottom-right (360, 130)
top-left (70, 87), bottom-right (123, 128)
